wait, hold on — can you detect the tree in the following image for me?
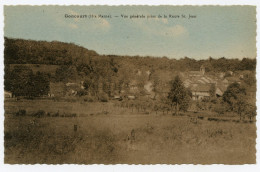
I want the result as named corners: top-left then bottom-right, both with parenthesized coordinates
top-left (209, 83), bottom-right (216, 98)
top-left (83, 78), bottom-right (92, 92)
top-left (168, 75), bottom-right (191, 115)
top-left (7, 66), bottom-right (50, 97)
top-left (223, 82), bottom-right (247, 119)
top-left (32, 72), bottom-right (50, 96)
top-left (10, 66), bottom-right (34, 97)
top-left (4, 65), bottom-right (12, 91)
top-left (244, 104), bottom-right (256, 122)
top-left (55, 65), bottom-right (77, 82)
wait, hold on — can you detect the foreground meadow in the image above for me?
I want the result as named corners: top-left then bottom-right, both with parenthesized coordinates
top-left (4, 100), bottom-right (256, 164)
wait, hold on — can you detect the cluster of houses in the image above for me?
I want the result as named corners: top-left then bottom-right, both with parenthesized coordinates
top-left (127, 65), bottom-right (243, 101)
top-left (181, 65), bottom-right (242, 100)
top-left (130, 65), bottom-right (243, 101)
top-left (4, 65), bottom-right (246, 102)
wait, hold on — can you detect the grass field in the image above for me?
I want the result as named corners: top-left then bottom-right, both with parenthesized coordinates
top-left (4, 99), bottom-right (256, 164)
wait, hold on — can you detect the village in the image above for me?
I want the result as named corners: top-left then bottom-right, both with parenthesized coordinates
top-left (4, 64), bottom-right (255, 109)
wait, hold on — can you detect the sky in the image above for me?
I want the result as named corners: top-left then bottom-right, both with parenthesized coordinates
top-left (4, 6), bottom-right (256, 59)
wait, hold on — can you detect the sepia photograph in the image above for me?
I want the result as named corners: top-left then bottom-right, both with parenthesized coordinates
top-left (3, 5), bottom-right (257, 164)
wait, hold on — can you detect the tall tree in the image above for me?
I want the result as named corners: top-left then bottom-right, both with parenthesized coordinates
top-left (168, 75), bottom-right (191, 115)
top-left (223, 82), bottom-right (247, 119)
top-left (209, 83), bottom-right (216, 97)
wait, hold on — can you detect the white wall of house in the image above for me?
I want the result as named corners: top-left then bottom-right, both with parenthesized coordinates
top-left (192, 91), bottom-right (210, 100)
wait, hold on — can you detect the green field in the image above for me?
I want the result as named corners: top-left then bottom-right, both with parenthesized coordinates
top-left (4, 99), bottom-right (256, 164)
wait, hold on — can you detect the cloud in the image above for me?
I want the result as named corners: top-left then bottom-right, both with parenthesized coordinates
top-left (99, 19), bottom-right (110, 28)
top-left (154, 17), bottom-right (168, 24)
top-left (161, 18), bottom-right (168, 24)
top-left (161, 25), bottom-right (187, 37)
top-left (68, 10), bottom-right (80, 22)
top-left (69, 23), bottom-right (78, 29)
top-left (131, 17), bottom-right (187, 38)
top-left (85, 18), bottom-right (111, 32)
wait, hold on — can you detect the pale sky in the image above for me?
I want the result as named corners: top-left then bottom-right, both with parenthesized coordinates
top-left (4, 6), bottom-right (256, 59)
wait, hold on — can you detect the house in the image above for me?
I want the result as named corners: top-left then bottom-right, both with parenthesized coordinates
top-left (144, 81), bottom-right (154, 97)
top-left (128, 95), bottom-right (136, 100)
top-left (226, 71), bottom-right (233, 76)
top-left (190, 84), bottom-right (211, 100)
top-left (146, 70), bottom-right (151, 76)
top-left (113, 95), bottom-right (122, 101)
top-left (4, 90), bottom-right (12, 98)
top-left (199, 76), bottom-right (216, 84)
top-left (48, 93), bottom-right (55, 97)
top-left (137, 70), bottom-right (142, 76)
top-left (183, 79), bottom-right (192, 88)
top-left (225, 77), bottom-right (241, 84)
top-left (215, 88), bottom-right (223, 97)
top-left (66, 82), bottom-right (78, 87)
top-left (219, 72), bottom-right (225, 79)
top-left (222, 78), bottom-right (229, 86)
top-left (144, 81), bottom-right (153, 93)
top-left (215, 83), bottom-right (227, 97)
top-left (129, 80), bottom-right (138, 91)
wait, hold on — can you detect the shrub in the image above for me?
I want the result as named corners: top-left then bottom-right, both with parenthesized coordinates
top-left (98, 93), bottom-right (109, 102)
top-left (213, 104), bottom-right (226, 115)
top-left (77, 90), bottom-right (88, 96)
top-left (83, 95), bottom-right (95, 102)
top-left (198, 116), bottom-right (204, 120)
top-left (15, 109), bottom-right (26, 116)
top-left (32, 110), bottom-right (46, 118)
top-left (210, 98), bottom-right (217, 104)
top-left (64, 113), bottom-right (77, 117)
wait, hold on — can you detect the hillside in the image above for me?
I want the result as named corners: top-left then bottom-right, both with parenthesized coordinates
top-left (5, 37), bottom-right (256, 72)
top-left (4, 37), bottom-right (98, 65)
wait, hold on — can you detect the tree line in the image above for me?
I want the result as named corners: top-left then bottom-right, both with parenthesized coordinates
top-left (5, 37), bottom-right (256, 73)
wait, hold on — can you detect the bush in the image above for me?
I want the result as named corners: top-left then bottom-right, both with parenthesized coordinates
top-left (64, 113), bottom-right (77, 117)
top-left (83, 95), bottom-right (95, 102)
top-left (15, 109), bottom-right (26, 116)
top-left (51, 111), bottom-right (59, 117)
top-left (210, 98), bottom-right (217, 104)
top-left (196, 101), bottom-right (207, 111)
top-left (98, 93), bottom-right (109, 102)
top-left (213, 104), bottom-right (226, 115)
top-left (32, 110), bottom-right (46, 118)
top-left (77, 90), bottom-right (88, 96)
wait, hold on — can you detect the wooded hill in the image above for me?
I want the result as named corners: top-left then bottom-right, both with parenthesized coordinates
top-left (5, 37), bottom-right (256, 73)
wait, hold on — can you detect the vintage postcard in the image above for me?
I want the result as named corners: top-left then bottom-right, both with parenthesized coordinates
top-left (2, 5), bottom-right (257, 166)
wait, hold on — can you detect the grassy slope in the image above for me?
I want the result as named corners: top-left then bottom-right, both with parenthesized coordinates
top-left (4, 100), bottom-right (256, 164)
